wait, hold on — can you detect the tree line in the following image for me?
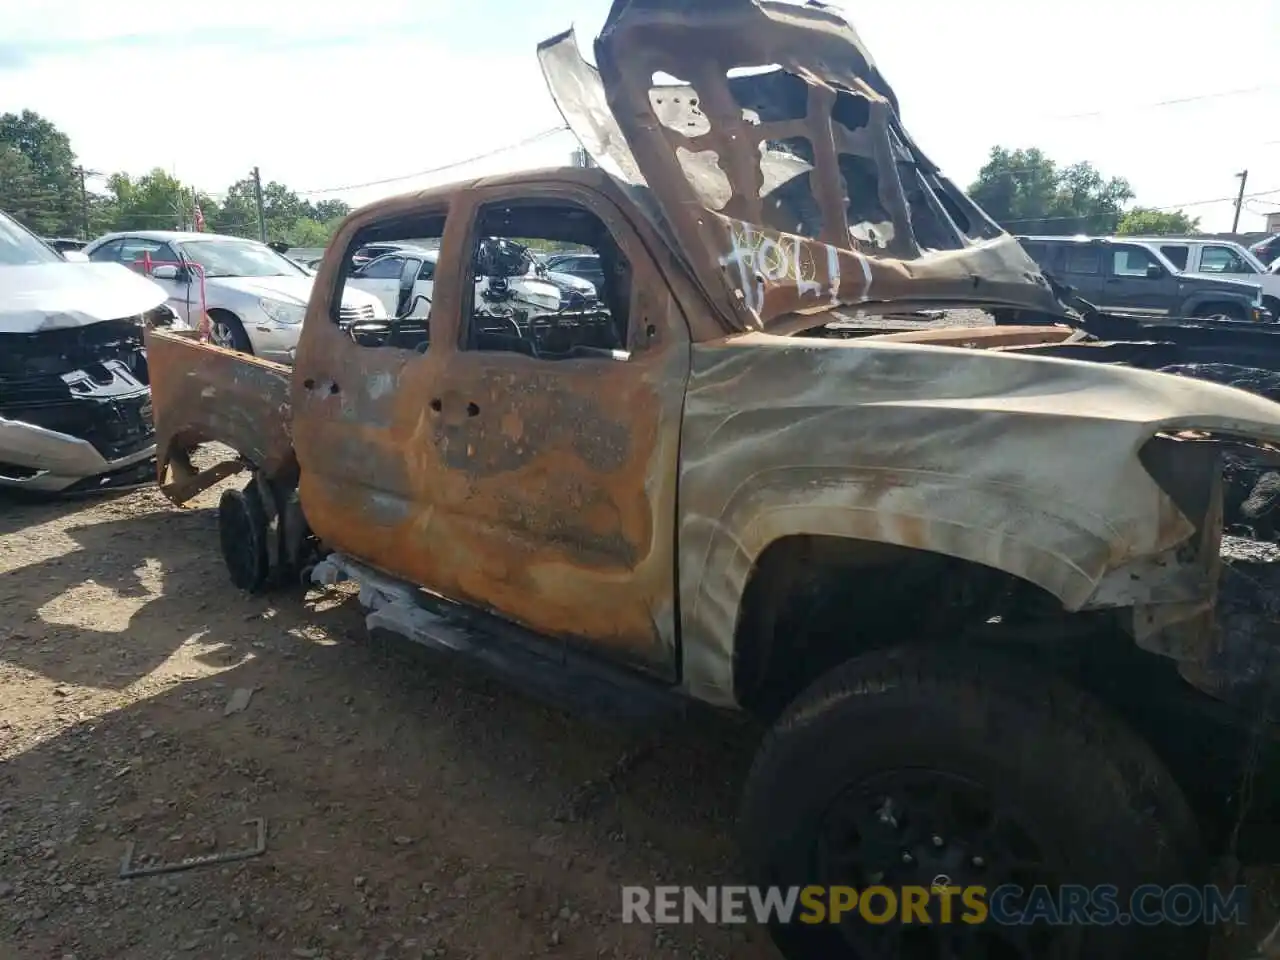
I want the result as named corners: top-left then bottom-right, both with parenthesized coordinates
top-left (0, 110), bottom-right (350, 246)
top-left (967, 146), bottom-right (1199, 237)
top-left (1, 108), bottom-right (1204, 247)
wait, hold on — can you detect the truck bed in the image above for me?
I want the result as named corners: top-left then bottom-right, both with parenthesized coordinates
top-left (144, 329), bottom-right (296, 502)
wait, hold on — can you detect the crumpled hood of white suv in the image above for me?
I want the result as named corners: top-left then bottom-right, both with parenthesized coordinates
top-left (0, 263), bottom-right (167, 333)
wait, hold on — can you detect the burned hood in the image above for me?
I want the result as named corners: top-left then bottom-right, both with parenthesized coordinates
top-left (0, 262), bottom-right (167, 333)
top-left (538, 0), bottom-right (1063, 331)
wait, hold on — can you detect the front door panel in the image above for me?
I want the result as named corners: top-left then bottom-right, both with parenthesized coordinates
top-left (429, 194), bottom-right (688, 674)
top-left (290, 185), bottom-right (689, 678)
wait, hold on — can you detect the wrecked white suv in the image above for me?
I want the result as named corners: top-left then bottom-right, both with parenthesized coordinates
top-left (0, 211), bottom-right (174, 493)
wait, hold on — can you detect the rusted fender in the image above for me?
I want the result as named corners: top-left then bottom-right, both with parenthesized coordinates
top-left (144, 329), bottom-right (296, 503)
top-left (675, 333), bottom-right (1280, 705)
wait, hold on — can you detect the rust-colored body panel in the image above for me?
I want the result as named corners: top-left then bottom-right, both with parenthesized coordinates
top-left (674, 331), bottom-right (1280, 704)
top-left (144, 329), bottom-right (295, 498)
top-left (290, 172), bottom-right (695, 676)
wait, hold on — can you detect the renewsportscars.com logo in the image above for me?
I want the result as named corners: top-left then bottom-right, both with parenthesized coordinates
top-left (621, 883), bottom-right (1250, 927)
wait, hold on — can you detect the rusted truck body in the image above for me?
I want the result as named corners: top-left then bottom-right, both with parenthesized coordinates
top-left (145, 2), bottom-right (1280, 957)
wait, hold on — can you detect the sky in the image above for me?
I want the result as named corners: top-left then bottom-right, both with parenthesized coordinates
top-left (4, 0), bottom-right (1279, 233)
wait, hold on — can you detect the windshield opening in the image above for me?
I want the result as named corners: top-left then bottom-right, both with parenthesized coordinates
top-left (0, 212), bottom-right (61, 266)
top-left (178, 239), bottom-right (306, 279)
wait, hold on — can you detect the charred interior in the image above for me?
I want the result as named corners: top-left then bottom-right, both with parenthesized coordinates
top-left (466, 202), bottom-right (630, 360)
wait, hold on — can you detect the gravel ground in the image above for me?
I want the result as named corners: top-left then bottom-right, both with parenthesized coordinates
top-left (1, 461), bottom-right (1277, 960)
top-left (0, 481), bottom-right (776, 960)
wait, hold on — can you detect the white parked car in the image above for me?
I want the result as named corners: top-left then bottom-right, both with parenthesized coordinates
top-left (1139, 237), bottom-right (1280, 317)
top-left (347, 244), bottom-right (564, 321)
top-left (83, 230), bottom-right (386, 363)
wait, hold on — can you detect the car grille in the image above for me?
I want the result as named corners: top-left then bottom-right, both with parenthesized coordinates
top-left (2, 390), bottom-right (154, 460)
top-left (340, 303), bottom-right (376, 324)
top-left (0, 352), bottom-right (154, 462)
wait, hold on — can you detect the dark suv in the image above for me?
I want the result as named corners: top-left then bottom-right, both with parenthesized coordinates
top-left (1008, 235), bottom-right (1269, 323)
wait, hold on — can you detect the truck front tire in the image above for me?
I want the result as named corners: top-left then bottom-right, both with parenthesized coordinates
top-left (739, 647), bottom-right (1206, 960)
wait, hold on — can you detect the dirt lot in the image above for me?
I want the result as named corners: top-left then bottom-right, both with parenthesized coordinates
top-left (1, 444), bottom-right (1277, 960)
top-left (0, 480), bottom-right (778, 960)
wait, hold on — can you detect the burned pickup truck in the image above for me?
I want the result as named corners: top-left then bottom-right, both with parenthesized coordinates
top-left (146, 2), bottom-right (1280, 957)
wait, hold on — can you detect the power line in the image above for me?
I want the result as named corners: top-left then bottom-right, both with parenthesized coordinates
top-left (998, 186), bottom-right (1280, 226)
top-left (1047, 83), bottom-right (1279, 121)
top-left (295, 126), bottom-right (570, 196)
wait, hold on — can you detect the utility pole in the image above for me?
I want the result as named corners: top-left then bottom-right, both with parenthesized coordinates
top-left (251, 166), bottom-right (267, 243)
top-left (1231, 169), bottom-right (1249, 234)
top-left (73, 165), bottom-right (99, 240)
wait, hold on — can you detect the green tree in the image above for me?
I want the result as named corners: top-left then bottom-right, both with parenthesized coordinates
top-left (309, 199), bottom-right (350, 223)
top-left (208, 177), bottom-right (348, 244)
top-left (106, 169), bottom-right (193, 232)
top-left (969, 147), bottom-right (1134, 235)
top-left (0, 145), bottom-right (53, 229)
top-left (0, 110), bottom-right (80, 235)
top-left (284, 217), bottom-right (332, 246)
top-left (1116, 206), bottom-right (1201, 236)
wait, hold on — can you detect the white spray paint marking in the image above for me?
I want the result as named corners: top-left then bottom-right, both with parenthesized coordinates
top-left (720, 220), bottom-right (844, 314)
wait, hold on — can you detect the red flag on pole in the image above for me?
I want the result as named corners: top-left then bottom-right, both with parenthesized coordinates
top-left (193, 201), bottom-right (205, 232)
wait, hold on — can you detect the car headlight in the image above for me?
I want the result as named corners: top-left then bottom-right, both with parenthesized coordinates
top-left (259, 298), bottom-right (305, 325)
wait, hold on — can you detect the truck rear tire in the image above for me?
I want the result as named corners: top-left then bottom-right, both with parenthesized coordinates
top-left (218, 484), bottom-right (270, 593)
top-left (739, 646), bottom-right (1207, 960)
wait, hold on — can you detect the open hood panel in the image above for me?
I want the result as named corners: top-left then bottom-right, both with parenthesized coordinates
top-left (538, 0), bottom-right (1064, 330)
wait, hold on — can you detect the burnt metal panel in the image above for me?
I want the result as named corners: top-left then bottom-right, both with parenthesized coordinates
top-left (144, 329), bottom-right (295, 502)
top-left (539, 0), bottom-right (1064, 333)
top-left (289, 178), bottom-right (692, 676)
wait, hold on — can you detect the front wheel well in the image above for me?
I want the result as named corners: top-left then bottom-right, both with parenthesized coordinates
top-left (732, 535), bottom-right (1058, 719)
top-left (730, 534), bottom-right (1261, 854)
top-left (205, 308), bottom-right (253, 352)
top-left (1263, 295), bottom-right (1280, 318)
top-left (1189, 300), bottom-right (1247, 321)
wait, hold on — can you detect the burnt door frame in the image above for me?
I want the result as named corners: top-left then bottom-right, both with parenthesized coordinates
top-left (419, 180), bottom-right (692, 678)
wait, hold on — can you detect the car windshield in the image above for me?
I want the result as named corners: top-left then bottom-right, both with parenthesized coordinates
top-left (178, 239), bottom-right (306, 279)
top-left (0, 211), bottom-right (61, 266)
